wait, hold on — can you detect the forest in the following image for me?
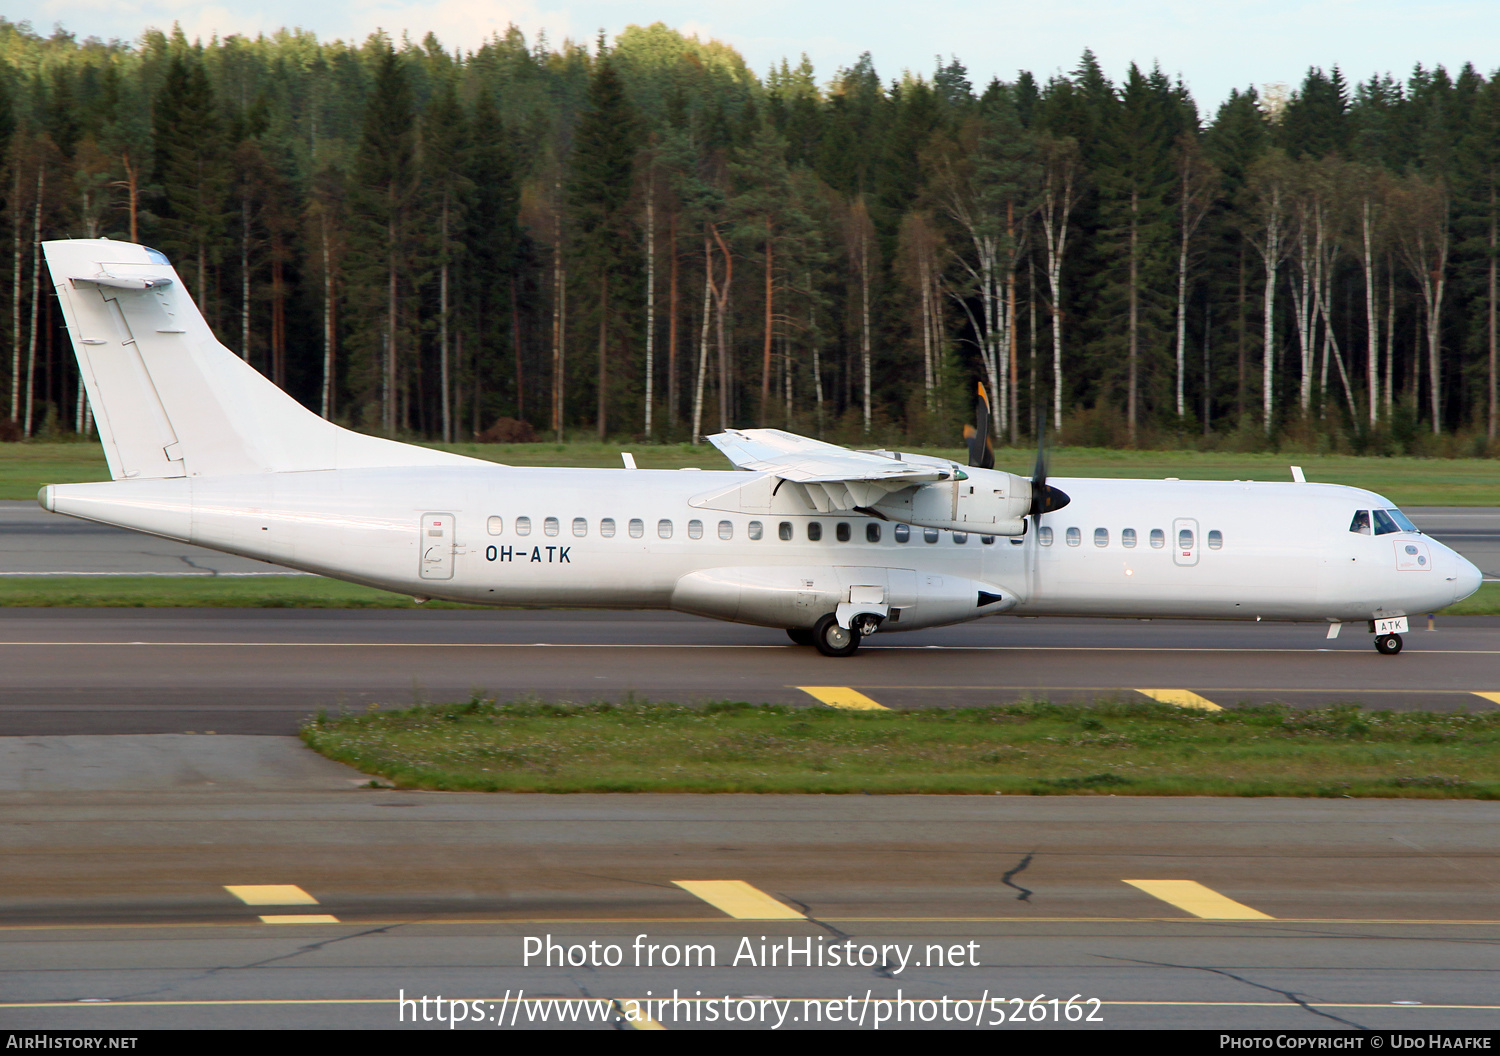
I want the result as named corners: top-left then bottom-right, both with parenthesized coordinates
top-left (1, 18), bottom-right (1497, 455)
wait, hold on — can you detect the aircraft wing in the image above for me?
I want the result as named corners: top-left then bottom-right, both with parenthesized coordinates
top-left (707, 428), bottom-right (955, 511)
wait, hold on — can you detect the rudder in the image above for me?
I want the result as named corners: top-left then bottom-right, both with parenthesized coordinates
top-left (44, 238), bottom-right (485, 480)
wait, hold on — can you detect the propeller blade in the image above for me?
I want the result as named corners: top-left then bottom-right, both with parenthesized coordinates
top-left (1031, 406), bottom-right (1049, 485)
top-left (1028, 405), bottom-right (1069, 516)
top-left (968, 383), bottom-right (994, 470)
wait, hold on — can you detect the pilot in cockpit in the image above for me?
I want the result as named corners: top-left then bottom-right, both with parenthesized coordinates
top-left (1349, 509), bottom-right (1371, 535)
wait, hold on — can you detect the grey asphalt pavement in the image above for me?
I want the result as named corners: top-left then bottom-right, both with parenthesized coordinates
top-left (0, 735), bottom-right (1496, 1030)
top-left (0, 608), bottom-right (1496, 735)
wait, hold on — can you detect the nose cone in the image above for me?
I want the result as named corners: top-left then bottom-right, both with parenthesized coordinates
top-left (1453, 553), bottom-right (1484, 604)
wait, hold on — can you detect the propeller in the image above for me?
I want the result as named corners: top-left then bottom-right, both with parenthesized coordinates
top-left (1028, 406), bottom-right (1070, 517)
top-left (963, 383), bottom-right (995, 470)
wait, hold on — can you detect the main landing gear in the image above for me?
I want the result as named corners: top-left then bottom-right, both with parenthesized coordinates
top-left (1375, 633), bottom-right (1403, 655)
top-left (786, 627), bottom-right (815, 647)
top-left (812, 613), bottom-right (861, 657)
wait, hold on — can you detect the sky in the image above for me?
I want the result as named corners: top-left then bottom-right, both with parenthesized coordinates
top-left (14, 0), bottom-right (1500, 109)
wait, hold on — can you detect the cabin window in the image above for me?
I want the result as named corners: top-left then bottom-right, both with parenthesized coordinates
top-left (1149, 528), bottom-right (1165, 549)
top-left (1065, 527), bottom-right (1081, 547)
top-left (807, 522), bottom-right (823, 541)
top-left (515, 516), bottom-right (532, 537)
top-left (894, 524), bottom-right (910, 543)
top-left (954, 532), bottom-right (968, 544)
top-left (543, 517), bottom-right (560, 537)
top-left (486, 516), bottom-right (503, 536)
top-left (1207, 529), bottom-right (1223, 550)
top-left (1178, 528), bottom-right (1195, 550)
top-left (836, 522), bottom-right (851, 542)
top-left (1038, 526), bottom-right (1053, 546)
top-left (1350, 510), bottom-right (1371, 534)
top-left (1094, 528), bottom-right (1109, 547)
top-left (572, 517), bottom-right (588, 537)
top-left (748, 520), bottom-right (764, 540)
top-left (1121, 528), bottom-right (1137, 548)
top-left (718, 520), bottom-right (733, 540)
top-left (866, 523), bottom-right (881, 543)
top-left (1372, 509), bottom-right (1402, 536)
top-left (688, 519), bottom-right (704, 539)
top-left (658, 519), bottom-right (673, 539)
top-left (923, 528), bottom-right (940, 544)
top-left (599, 518), bottom-right (616, 538)
top-left (981, 534), bottom-right (995, 544)
top-left (779, 521), bottom-right (793, 540)
top-left (628, 518), bottom-right (644, 539)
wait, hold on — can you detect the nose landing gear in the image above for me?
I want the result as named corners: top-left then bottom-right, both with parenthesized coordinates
top-left (1375, 633), bottom-right (1403, 655)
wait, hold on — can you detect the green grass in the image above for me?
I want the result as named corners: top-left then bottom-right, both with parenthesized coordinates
top-left (0, 576), bottom-right (1494, 612)
top-left (0, 441), bottom-right (113, 499)
top-left (1439, 581), bottom-right (1500, 615)
top-left (4, 438), bottom-right (1498, 504)
top-left (0, 575), bottom-right (479, 608)
top-left (301, 698), bottom-right (1500, 798)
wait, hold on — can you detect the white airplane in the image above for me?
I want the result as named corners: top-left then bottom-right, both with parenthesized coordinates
top-left (38, 238), bottom-right (1483, 657)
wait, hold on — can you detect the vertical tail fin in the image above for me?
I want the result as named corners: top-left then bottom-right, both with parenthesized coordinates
top-left (44, 238), bottom-right (484, 479)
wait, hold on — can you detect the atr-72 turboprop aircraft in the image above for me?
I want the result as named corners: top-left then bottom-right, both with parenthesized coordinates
top-left (38, 238), bottom-right (1482, 656)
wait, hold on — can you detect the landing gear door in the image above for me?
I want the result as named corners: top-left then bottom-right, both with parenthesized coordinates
top-left (1172, 517), bottom-right (1199, 567)
top-left (420, 513), bottom-right (455, 580)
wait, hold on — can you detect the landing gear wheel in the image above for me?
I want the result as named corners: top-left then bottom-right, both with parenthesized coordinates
top-left (813, 613), bottom-right (861, 657)
top-left (1375, 633), bottom-right (1403, 655)
top-left (786, 628), bottom-right (815, 647)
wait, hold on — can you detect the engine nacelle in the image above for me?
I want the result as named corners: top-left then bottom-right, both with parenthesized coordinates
top-left (870, 466), bottom-right (1032, 536)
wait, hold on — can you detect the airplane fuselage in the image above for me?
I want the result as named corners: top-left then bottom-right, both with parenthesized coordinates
top-left (41, 465), bottom-right (1479, 633)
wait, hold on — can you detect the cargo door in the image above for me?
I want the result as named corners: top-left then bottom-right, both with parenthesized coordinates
top-left (420, 513), bottom-right (455, 580)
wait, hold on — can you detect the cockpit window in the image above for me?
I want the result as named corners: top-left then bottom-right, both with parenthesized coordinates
top-left (1349, 510), bottom-right (1371, 535)
top-left (1383, 508), bottom-right (1420, 534)
top-left (1372, 509), bottom-right (1405, 535)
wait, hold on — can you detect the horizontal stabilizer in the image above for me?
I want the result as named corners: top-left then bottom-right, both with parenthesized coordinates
top-left (70, 274), bottom-right (173, 290)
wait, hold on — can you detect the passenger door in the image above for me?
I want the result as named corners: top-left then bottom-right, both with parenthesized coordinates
top-left (1172, 517), bottom-right (1199, 567)
top-left (420, 513), bottom-right (455, 580)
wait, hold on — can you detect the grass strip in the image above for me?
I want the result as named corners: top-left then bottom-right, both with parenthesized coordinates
top-left (2, 576), bottom-right (1494, 612)
top-left (5, 440), bottom-right (1500, 504)
top-left (0, 575), bottom-right (479, 608)
top-left (301, 698), bottom-right (1500, 798)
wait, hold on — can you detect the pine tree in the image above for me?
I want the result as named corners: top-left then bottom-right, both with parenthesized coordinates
top-left (151, 53), bottom-right (229, 303)
top-left (348, 42), bottom-right (420, 434)
top-left (464, 90), bottom-right (522, 433)
top-left (567, 55), bottom-right (641, 439)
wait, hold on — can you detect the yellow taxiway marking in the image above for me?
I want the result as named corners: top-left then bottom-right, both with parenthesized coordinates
top-left (797, 686), bottom-right (888, 710)
top-left (614, 1000), bottom-right (667, 1030)
top-left (1137, 689), bottom-right (1221, 711)
top-left (257, 914), bottom-right (342, 925)
top-left (1124, 880), bottom-right (1273, 919)
top-left (224, 884), bottom-right (319, 906)
top-left (672, 880), bottom-right (805, 920)
top-left (1474, 692), bottom-right (1500, 705)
